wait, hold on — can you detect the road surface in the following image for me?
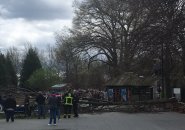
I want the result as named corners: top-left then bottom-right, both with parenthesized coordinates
top-left (0, 112), bottom-right (185, 130)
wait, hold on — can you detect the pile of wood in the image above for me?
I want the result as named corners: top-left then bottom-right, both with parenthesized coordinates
top-left (172, 101), bottom-right (185, 113)
top-left (79, 97), bottom-right (184, 113)
top-left (79, 97), bottom-right (122, 112)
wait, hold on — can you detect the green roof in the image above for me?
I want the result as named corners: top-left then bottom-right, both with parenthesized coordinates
top-left (51, 84), bottom-right (67, 88)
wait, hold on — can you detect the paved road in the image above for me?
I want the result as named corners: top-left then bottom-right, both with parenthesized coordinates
top-left (0, 112), bottom-right (185, 130)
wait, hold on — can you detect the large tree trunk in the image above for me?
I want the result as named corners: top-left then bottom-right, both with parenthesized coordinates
top-left (164, 43), bottom-right (174, 98)
top-left (182, 44), bottom-right (185, 77)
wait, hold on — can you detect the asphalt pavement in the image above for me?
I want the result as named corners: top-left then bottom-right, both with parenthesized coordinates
top-left (0, 112), bottom-right (185, 130)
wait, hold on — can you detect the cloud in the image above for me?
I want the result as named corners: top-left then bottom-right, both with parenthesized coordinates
top-left (0, 0), bottom-right (74, 51)
top-left (0, 18), bottom-right (72, 50)
top-left (0, 0), bottom-right (73, 20)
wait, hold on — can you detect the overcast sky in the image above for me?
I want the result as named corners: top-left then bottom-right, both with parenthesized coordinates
top-left (0, 0), bottom-right (74, 51)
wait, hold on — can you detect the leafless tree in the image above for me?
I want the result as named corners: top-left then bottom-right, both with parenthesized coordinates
top-left (72, 0), bottom-right (159, 77)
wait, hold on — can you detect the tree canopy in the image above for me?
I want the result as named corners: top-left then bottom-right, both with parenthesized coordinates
top-left (0, 53), bottom-right (17, 88)
top-left (19, 47), bottom-right (42, 88)
top-left (28, 68), bottom-right (62, 91)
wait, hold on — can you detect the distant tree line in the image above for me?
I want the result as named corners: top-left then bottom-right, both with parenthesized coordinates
top-left (0, 46), bottom-right (62, 91)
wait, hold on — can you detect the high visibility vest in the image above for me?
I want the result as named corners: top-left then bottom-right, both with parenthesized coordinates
top-left (65, 95), bottom-right (73, 105)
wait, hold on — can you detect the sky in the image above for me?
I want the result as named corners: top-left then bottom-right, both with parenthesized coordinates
top-left (0, 0), bottom-right (74, 52)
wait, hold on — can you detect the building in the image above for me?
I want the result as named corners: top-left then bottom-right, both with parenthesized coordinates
top-left (106, 72), bottom-right (155, 102)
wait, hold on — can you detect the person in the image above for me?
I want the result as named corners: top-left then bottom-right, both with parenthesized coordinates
top-left (24, 95), bottom-right (31, 117)
top-left (73, 91), bottom-right (79, 118)
top-left (63, 89), bottom-right (73, 118)
top-left (4, 94), bottom-right (16, 122)
top-left (56, 96), bottom-right (62, 120)
top-left (36, 92), bottom-right (46, 119)
top-left (48, 92), bottom-right (57, 125)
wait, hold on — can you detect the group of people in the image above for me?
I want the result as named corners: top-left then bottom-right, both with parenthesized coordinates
top-left (0, 89), bottom-right (79, 126)
top-left (25, 89), bottom-right (79, 125)
top-left (47, 89), bottom-right (79, 125)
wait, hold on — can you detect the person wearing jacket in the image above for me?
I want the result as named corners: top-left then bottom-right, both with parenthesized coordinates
top-left (36, 92), bottom-right (46, 119)
top-left (24, 95), bottom-right (30, 117)
top-left (4, 94), bottom-right (16, 122)
top-left (73, 91), bottom-right (79, 118)
top-left (48, 92), bottom-right (57, 125)
top-left (56, 96), bottom-right (62, 120)
top-left (63, 90), bottom-right (73, 118)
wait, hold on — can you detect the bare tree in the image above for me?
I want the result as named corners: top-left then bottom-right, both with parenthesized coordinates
top-left (138, 0), bottom-right (185, 98)
top-left (6, 47), bottom-right (21, 74)
top-left (72, 0), bottom-right (157, 77)
top-left (55, 32), bottom-right (85, 87)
